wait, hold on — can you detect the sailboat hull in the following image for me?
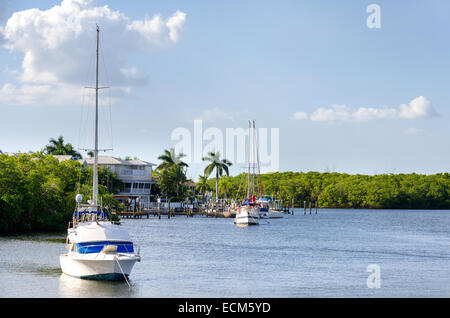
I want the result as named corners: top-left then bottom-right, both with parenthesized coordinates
top-left (60, 253), bottom-right (139, 281)
top-left (234, 206), bottom-right (260, 226)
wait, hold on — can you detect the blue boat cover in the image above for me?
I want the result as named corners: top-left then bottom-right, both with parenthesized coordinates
top-left (73, 211), bottom-right (107, 218)
top-left (76, 241), bottom-right (134, 254)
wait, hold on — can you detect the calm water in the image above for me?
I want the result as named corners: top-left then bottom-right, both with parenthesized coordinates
top-left (1, 209), bottom-right (450, 298)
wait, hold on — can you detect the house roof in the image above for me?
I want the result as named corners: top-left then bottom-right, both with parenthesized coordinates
top-left (79, 156), bottom-right (156, 166)
top-left (52, 155), bottom-right (75, 162)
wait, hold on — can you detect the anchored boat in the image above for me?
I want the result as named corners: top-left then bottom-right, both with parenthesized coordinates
top-left (60, 26), bottom-right (140, 281)
top-left (258, 195), bottom-right (284, 219)
top-left (235, 120), bottom-right (260, 226)
top-left (60, 202), bottom-right (141, 280)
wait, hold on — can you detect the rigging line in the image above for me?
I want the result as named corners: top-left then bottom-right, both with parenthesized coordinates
top-left (79, 90), bottom-right (89, 151)
top-left (247, 121), bottom-right (251, 199)
top-left (77, 88), bottom-right (86, 151)
top-left (80, 88), bottom-right (95, 151)
top-left (234, 169), bottom-right (247, 201)
top-left (255, 121), bottom-right (263, 197)
top-left (79, 38), bottom-right (97, 153)
top-left (99, 36), bottom-right (114, 152)
top-left (252, 120), bottom-right (256, 197)
top-left (234, 171), bottom-right (243, 201)
top-left (85, 91), bottom-right (95, 152)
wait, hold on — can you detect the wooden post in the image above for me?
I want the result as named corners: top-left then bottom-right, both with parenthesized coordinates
top-left (309, 201), bottom-right (312, 215)
top-left (168, 201), bottom-right (170, 219)
top-left (158, 201), bottom-right (160, 219)
top-left (304, 201), bottom-right (306, 215)
top-left (292, 198), bottom-right (294, 215)
top-left (315, 201), bottom-right (318, 214)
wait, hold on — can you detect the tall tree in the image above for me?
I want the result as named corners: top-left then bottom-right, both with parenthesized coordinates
top-left (157, 148), bottom-right (188, 171)
top-left (156, 148), bottom-right (189, 199)
top-left (196, 175), bottom-right (211, 201)
top-left (202, 152), bottom-right (232, 202)
top-left (43, 136), bottom-right (82, 160)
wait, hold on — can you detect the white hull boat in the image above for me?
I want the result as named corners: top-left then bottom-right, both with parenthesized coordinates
top-left (60, 26), bottom-right (140, 281)
top-left (60, 253), bottom-right (139, 280)
top-left (235, 206), bottom-right (260, 226)
top-left (60, 220), bottom-right (140, 280)
top-left (267, 210), bottom-right (284, 218)
top-left (234, 120), bottom-right (261, 227)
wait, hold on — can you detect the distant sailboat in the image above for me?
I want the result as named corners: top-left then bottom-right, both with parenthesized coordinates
top-left (234, 120), bottom-right (260, 226)
top-left (60, 26), bottom-right (140, 281)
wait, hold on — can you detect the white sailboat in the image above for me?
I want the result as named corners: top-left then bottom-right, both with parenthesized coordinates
top-left (258, 196), bottom-right (284, 219)
top-left (235, 120), bottom-right (260, 226)
top-left (60, 26), bottom-right (140, 281)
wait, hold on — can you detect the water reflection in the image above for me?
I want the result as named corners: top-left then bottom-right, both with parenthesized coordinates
top-left (58, 274), bottom-right (136, 297)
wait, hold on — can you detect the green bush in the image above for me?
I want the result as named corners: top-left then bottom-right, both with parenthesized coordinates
top-left (0, 153), bottom-right (123, 233)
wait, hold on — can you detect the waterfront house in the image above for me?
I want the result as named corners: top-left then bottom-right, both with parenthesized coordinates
top-left (79, 156), bottom-right (156, 210)
top-left (53, 155), bottom-right (76, 162)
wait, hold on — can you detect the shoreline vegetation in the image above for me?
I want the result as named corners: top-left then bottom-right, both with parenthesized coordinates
top-left (0, 152), bottom-right (122, 234)
top-left (1, 150), bottom-right (449, 234)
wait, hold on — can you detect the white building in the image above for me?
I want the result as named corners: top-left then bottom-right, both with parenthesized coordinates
top-left (79, 156), bottom-right (156, 210)
top-left (53, 155), bottom-right (76, 162)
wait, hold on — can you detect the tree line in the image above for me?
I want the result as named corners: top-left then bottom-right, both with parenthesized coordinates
top-left (151, 147), bottom-right (449, 210)
top-left (204, 171), bottom-right (450, 209)
top-left (0, 152), bottom-right (123, 233)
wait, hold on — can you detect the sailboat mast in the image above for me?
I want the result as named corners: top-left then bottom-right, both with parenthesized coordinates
top-left (252, 120), bottom-right (256, 197)
top-left (254, 120), bottom-right (262, 198)
top-left (247, 120), bottom-right (251, 199)
top-left (93, 25), bottom-right (100, 206)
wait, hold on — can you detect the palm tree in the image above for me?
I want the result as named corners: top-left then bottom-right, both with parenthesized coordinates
top-left (202, 152), bottom-right (232, 202)
top-left (44, 136), bottom-right (82, 159)
top-left (156, 148), bottom-right (189, 198)
top-left (196, 175), bottom-right (211, 202)
top-left (157, 148), bottom-right (189, 171)
top-left (171, 164), bottom-right (187, 197)
top-left (219, 176), bottom-right (232, 199)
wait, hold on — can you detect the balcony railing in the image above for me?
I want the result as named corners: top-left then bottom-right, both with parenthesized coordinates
top-left (119, 169), bottom-right (147, 177)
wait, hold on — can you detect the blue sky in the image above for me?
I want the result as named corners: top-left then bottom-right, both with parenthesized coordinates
top-left (0, 0), bottom-right (449, 179)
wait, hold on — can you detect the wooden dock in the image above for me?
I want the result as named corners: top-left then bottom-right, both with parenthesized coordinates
top-left (112, 200), bottom-right (296, 220)
top-left (112, 208), bottom-right (236, 219)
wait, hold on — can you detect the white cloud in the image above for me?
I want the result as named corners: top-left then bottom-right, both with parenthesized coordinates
top-left (398, 96), bottom-right (437, 119)
top-left (127, 10), bottom-right (186, 46)
top-left (0, 0), bottom-right (187, 105)
top-left (293, 96), bottom-right (438, 122)
top-left (166, 11), bottom-right (187, 43)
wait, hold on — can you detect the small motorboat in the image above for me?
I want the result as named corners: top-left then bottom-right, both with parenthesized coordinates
top-left (60, 201), bottom-right (141, 280)
top-left (235, 203), bottom-right (260, 226)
